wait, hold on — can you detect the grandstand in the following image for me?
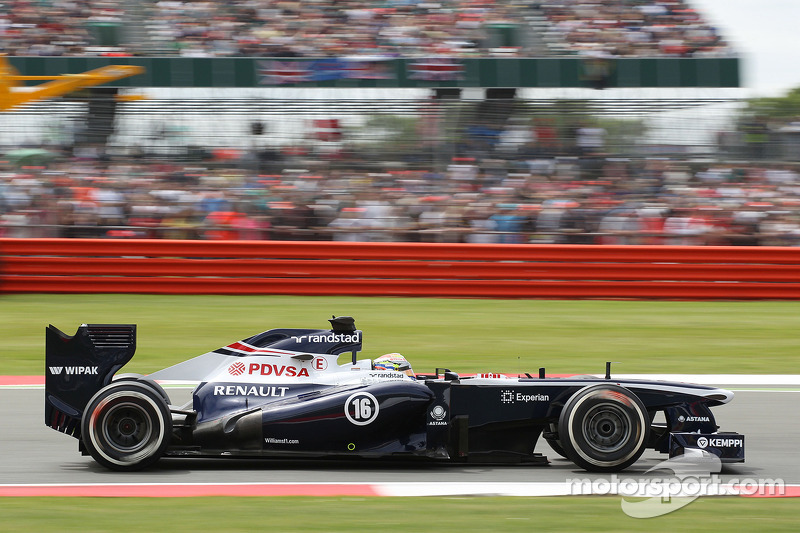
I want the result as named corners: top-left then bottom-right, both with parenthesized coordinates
top-left (1, 1), bottom-right (733, 59)
top-left (5, 1), bottom-right (796, 246)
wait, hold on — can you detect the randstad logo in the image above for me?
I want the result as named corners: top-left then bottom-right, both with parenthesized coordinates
top-left (292, 333), bottom-right (361, 344)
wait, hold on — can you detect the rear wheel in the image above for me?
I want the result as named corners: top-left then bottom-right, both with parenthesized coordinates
top-left (112, 373), bottom-right (171, 404)
top-left (558, 384), bottom-right (649, 472)
top-left (81, 382), bottom-right (172, 471)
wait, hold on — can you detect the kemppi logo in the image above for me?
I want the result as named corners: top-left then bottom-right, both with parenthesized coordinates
top-left (697, 437), bottom-right (743, 449)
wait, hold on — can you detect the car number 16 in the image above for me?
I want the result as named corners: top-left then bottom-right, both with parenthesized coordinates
top-left (345, 392), bottom-right (380, 426)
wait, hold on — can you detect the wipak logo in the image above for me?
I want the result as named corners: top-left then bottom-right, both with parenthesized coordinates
top-left (49, 366), bottom-right (98, 375)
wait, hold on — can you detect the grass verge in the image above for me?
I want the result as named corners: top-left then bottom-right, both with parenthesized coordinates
top-left (0, 496), bottom-right (799, 532)
top-left (2, 294), bottom-right (800, 375)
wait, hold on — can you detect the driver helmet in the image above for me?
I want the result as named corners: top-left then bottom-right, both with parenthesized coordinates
top-left (373, 353), bottom-right (415, 378)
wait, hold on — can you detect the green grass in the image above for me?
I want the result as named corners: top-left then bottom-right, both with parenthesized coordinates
top-left (0, 496), bottom-right (798, 532)
top-left (3, 294), bottom-right (800, 375)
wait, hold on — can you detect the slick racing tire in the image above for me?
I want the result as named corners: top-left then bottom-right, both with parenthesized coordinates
top-left (81, 381), bottom-right (172, 471)
top-left (112, 373), bottom-right (171, 405)
top-left (558, 384), bottom-right (649, 473)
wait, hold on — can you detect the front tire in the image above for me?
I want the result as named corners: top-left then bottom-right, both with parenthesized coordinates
top-left (81, 382), bottom-right (172, 471)
top-left (558, 384), bottom-right (649, 472)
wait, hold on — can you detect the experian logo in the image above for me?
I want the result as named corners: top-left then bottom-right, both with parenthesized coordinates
top-left (500, 390), bottom-right (550, 404)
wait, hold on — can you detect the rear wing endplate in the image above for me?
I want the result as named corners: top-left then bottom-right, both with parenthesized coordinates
top-left (45, 324), bottom-right (137, 438)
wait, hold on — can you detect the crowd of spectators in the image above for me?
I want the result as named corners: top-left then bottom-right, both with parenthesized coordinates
top-left (0, 1), bottom-right (758, 245)
top-left (0, 0), bottom-right (125, 56)
top-left (0, 0), bottom-right (731, 58)
top-left (0, 0), bottom-right (532, 57)
top-left (3, 151), bottom-right (800, 246)
top-left (538, 0), bottom-right (732, 58)
top-left (144, 0), bottom-right (525, 58)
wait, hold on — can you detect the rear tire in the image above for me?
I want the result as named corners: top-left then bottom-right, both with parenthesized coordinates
top-left (558, 384), bottom-right (649, 472)
top-left (81, 382), bottom-right (172, 471)
top-left (112, 373), bottom-right (171, 404)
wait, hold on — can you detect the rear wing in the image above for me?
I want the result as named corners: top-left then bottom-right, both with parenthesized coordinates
top-left (45, 324), bottom-right (137, 438)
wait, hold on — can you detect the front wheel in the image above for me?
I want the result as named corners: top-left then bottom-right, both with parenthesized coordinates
top-left (558, 384), bottom-right (649, 472)
top-left (81, 381), bottom-right (172, 471)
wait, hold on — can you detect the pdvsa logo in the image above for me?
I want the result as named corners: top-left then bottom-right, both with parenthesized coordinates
top-left (228, 362), bottom-right (246, 376)
top-left (227, 362), bottom-right (310, 378)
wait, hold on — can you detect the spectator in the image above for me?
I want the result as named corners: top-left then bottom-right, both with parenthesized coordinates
top-left (4, 155), bottom-right (800, 245)
top-left (0, 1), bottom-right (732, 58)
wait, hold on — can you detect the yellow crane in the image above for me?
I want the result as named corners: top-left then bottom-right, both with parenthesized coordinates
top-left (0, 55), bottom-right (144, 111)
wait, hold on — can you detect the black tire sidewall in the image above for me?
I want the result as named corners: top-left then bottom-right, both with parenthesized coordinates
top-left (558, 384), bottom-right (649, 472)
top-left (112, 373), bottom-right (171, 404)
top-left (81, 381), bottom-right (172, 471)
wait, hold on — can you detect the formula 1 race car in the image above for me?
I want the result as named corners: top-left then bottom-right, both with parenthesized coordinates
top-left (44, 317), bottom-right (745, 472)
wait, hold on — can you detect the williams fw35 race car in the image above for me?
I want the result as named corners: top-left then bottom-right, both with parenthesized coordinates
top-left (45, 317), bottom-right (745, 472)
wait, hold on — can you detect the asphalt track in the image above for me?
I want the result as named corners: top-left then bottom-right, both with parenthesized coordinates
top-left (2, 385), bottom-right (799, 494)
